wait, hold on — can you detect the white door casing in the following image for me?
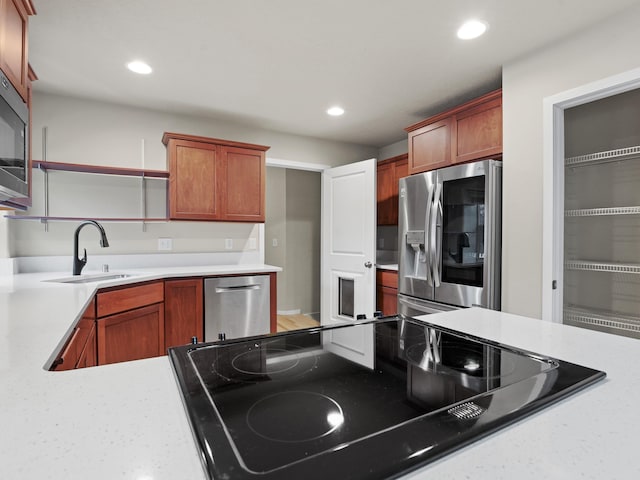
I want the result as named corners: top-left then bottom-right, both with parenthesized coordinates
top-left (321, 159), bottom-right (376, 368)
top-left (542, 67), bottom-right (640, 322)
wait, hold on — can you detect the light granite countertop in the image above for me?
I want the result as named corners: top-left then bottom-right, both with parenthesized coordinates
top-left (1, 268), bottom-right (637, 479)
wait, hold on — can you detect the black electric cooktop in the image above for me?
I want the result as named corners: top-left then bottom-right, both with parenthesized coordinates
top-left (168, 316), bottom-right (605, 480)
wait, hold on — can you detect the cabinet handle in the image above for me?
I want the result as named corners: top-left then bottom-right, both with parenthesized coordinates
top-left (215, 285), bottom-right (260, 293)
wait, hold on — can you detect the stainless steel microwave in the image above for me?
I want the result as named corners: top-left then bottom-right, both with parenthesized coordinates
top-left (0, 69), bottom-right (29, 202)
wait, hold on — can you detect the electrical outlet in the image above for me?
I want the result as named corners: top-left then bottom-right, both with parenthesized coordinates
top-left (158, 238), bottom-right (172, 251)
top-left (225, 238), bottom-right (233, 250)
top-left (272, 238), bottom-right (278, 247)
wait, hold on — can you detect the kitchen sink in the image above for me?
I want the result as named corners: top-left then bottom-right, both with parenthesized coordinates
top-left (45, 273), bottom-right (138, 284)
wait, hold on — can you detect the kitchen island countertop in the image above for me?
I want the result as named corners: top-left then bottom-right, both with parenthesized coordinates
top-left (1, 268), bottom-right (638, 479)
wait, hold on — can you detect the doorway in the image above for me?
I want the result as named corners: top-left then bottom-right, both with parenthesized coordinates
top-left (265, 166), bottom-right (322, 332)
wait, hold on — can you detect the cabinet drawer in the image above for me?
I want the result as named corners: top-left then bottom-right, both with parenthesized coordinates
top-left (97, 281), bottom-right (164, 318)
top-left (377, 270), bottom-right (398, 289)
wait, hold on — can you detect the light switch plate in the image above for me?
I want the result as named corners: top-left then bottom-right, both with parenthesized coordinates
top-left (225, 238), bottom-right (233, 250)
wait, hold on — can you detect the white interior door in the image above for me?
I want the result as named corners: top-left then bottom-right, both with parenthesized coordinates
top-left (321, 159), bottom-right (376, 368)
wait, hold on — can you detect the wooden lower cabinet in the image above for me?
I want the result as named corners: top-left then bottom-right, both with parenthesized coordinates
top-left (164, 278), bottom-right (204, 349)
top-left (76, 323), bottom-right (97, 369)
top-left (376, 270), bottom-right (399, 316)
top-left (97, 303), bottom-right (165, 365)
top-left (50, 298), bottom-right (97, 371)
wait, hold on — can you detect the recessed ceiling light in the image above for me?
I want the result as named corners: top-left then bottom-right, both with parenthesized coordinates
top-left (457, 20), bottom-right (488, 40)
top-left (327, 106), bottom-right (345, 116)
top-left (126, 61), bottom-right (152, 75)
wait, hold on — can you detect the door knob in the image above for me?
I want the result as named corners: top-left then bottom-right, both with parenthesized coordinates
top-left (364, 261), bottom-right (373, 268)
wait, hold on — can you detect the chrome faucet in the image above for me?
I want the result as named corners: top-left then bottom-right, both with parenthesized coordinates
top-left (73, 220), bottom-right (110, 275)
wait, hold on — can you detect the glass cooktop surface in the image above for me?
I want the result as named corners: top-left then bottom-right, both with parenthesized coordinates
top-left (169, 316), bottom-right (605, 480)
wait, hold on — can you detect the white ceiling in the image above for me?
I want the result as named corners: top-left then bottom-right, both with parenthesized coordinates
top-left (28, 0), bottom-right (640, 148)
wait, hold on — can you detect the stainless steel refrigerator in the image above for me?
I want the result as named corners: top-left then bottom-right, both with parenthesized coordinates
top-left (398, 159), bottom-right (502, 317)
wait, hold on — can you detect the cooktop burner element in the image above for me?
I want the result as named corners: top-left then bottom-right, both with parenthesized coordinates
top-left (247, 391), bottom-right (344, 442)
top-left (169, 316), bottom-right (605, 480)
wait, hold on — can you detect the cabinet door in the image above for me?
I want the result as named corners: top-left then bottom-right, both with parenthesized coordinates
top-left (376, 285), bottom-right (398, 316)
top-left (453, 96), bottom-right (502, 164)
top-left (376, 270), bottom-right (398, 316)
top-left (76, 322), bottom-right (97, 369)
top-left (377, 154), bottom-right (409, 226)
top-left (168, 139), bottom-right (220, 220)
top-left (376, 161), bottom-right (396, 225)
top-left (0, 0), bottom-right (30, 100)
top-left (408, 117), bottom-right (453, 174)
top-left (165, 278), bottom-right (203, 349)
top-left (219, 145), bottom-right (265, 222)
top-left (50, 298), bottom-right (96, 371)
top-left (97, 303), bottom-right (165, 365)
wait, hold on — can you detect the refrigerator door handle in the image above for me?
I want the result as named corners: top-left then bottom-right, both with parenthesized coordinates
top-left (431, 182), bottom-right (443, 287)
top-left (424, 182), bottom-right (434, 286)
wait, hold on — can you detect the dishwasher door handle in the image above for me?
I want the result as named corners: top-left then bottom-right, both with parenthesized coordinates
top-left (215, 284), bottom-right (261, 293)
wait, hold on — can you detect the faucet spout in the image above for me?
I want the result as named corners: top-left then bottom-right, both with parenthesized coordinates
top-left (73, 220), bottom-right (110, 275)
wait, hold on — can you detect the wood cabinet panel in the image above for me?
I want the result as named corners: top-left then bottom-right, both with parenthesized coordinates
top-left (50, 298), bottom-right (96, 371)
top-left (377, 269), bottom-right (398, 289)
top-left (220, 146), bottom-right (265, 221)
top-left (0, 0), bottom-right (32, 100)
top-left (376, 161), bottom-right (396, 225)
top-left (97, 303), bottom-right (164, 365)
top-left (406, 89), bottom-right (502, 173)
top-left (377, 154), bottom-right (408, 225)
top-left (164, 278), bottom-right (203, 349)
top-left (96, 281), bottom-right (164, 318)
top-left (168, 140), bottom-right (219, 220)
top-left (376, 270), bottom-right (398, 316)
top-left (454, 96), bottom-right (502, 164)
top-left (163, 132), bottom-right (269, 222)
top-left (408, 118), bottom-right (453, 174)
top-left (76, 323), bottom-right (97, 369)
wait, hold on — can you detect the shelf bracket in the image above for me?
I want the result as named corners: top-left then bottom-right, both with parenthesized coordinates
top-left (42, 126), bottom-right (49, 232)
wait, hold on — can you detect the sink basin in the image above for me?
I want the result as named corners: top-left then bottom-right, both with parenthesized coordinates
top-left (45, 273), bottom-right (137, 284)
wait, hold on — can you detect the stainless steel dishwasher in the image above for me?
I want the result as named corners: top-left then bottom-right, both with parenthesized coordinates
top-left (204, 275), bottom-right (270, 341)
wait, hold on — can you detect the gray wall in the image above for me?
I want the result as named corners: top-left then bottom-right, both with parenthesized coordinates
top-left (501, 3), bottom-right (640, 318)
top-left (5, 92), bottom-right (376, 259)
top-left (265, 167), bottom-right (320, 315)
top-left (378, 138), bottom-right (408, 160)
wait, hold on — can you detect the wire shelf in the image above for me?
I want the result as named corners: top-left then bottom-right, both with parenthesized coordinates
top-left (564, 261), bottom-right (640, 274)
top-left (565, 206), bottom-right (640, 217)
top-left (564, 307), bottom-right (640, 335)
top-left (565, 145), bottom-right (640, 167)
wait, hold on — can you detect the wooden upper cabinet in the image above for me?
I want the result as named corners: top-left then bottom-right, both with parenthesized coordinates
top-left (406, 89), bottom-right (502, 174)
top-left (408, 118), bottom-right (453, 174)
top-left (377, 153), bottom-right (408, 226)
top-left (453, 94), bottom-right (502, 164)
top-left (168, 139), bottom-right (220, 220)
top-left (163, 132), bottom-right (269, 222)
top-left (0, 0), bottom-right (35, 101)
top-left (219, 145), bottom-right (266, 222)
